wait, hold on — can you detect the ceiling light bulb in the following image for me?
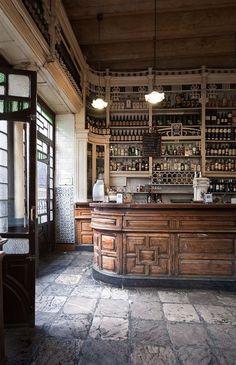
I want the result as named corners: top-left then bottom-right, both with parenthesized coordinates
top-left (145, 90), bottom-right (165, 104)
top-left (92, 97), bottom-right (108, 110)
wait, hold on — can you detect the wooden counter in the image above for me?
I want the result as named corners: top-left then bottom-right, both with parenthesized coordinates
top-left (90, 203), bottom-right (236, 290)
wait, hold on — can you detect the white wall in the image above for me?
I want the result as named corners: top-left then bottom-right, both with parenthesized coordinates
top-left (55, 114), bottom-right (75, 187)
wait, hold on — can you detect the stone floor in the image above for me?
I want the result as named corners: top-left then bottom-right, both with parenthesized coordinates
top-left (4, 251), bottom-right (236, 365)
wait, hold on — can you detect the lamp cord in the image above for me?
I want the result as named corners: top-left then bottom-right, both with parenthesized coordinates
top-left (153, 0), bottom-right (157, 88)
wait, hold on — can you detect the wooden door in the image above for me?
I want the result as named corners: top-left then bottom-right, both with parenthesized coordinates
top-left (0, 68), bottom-right (37, 326)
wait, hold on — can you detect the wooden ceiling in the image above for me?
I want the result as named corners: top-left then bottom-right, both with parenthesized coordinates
top-left (62, 0), bottom-right (236, 72)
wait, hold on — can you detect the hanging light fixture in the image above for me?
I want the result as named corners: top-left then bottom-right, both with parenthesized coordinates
top-left (92, 13), bottom-right (108, 110)
top-left (145, 0), bottom-right (165, 104)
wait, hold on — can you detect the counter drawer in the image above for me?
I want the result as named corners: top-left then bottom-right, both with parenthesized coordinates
top-left (91, 213), bottom-right (122, 231)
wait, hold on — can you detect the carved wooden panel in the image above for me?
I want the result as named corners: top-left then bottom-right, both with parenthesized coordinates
top-left (91, 213), bottom-right (122, 231)
top-left (178, 217), bottom-right (236, 231)
top-left (93, 230), bottom-right (122, 273)
top-left (101, 256), bottom-right (117, 272)
top-left (124, 234), bottom-right (171, 276)
top-left (101, 234), bottom-right (116, 251)
top-left (75, 219), bottom-right (93, 245)
top-left (74, 206), bottom-right (91, 218)
top-left (123, 215), bottom-right (171, 231)
top-left (3, 255), bottom-right (35, 326)
top-left (93, 231), bottom-right (100, 267)
top-left (176, 234), bottom-right (236, 277)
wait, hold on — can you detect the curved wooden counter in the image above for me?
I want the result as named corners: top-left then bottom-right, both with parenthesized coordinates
top-left (90, 203), bottom-right (236, 290)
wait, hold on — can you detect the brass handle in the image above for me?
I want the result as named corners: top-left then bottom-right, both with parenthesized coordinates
top-left (30, 206), bottom-right (36, 222)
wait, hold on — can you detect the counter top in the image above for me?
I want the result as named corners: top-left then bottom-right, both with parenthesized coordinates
top-left (90, 202), bottom-right (236, 210)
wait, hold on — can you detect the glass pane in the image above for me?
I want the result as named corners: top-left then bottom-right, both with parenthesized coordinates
top-left (0, 166), bottom-right (7, 183)
top-left (0, 121), bottom-right (29, 233)
top-left (0, 120), bottom-right (7, 133)
top-left (50, 211), bottom-right (53, 221)
top-left (40, 215), bottom-right (47, 224)
top-left (0, 133), bottom-right (7, 149)
top-left (0, 184), bottom-right (7, 199)
top-left (37, 161), bottom-right (47, 215)
top-left (12, 101), bottom-right (18, 111)
top-left (0, 86), bottom-right (5, 95)
top-left (0, 201), bottom-right (7, 217)
top-left (0, 100), bottom-right (4, 113)
top-left (0, 217), bottom-right (8, 232)
top-left (23, 101), bottom-right (29, 110)
top-left (0, 73), bottom-right (5, 83)
top-left (0, 149), bottom-right (7, 165)
top-left (8, 74), bottom-right (30, 97)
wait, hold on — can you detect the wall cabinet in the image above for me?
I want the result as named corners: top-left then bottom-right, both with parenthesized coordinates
top-left (86, 133), bottom-right (110, 200)
top-left (83, 70), bottom-right (236, 203)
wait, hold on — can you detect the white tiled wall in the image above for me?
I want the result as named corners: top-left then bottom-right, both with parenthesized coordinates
top-left (55, 114), bottom-right (75, 244)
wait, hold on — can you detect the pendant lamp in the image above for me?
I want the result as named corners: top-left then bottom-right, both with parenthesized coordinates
top-left (92, 13), bottom-right (108, 110)
top-left (145, 0), bottom-right (165, 104)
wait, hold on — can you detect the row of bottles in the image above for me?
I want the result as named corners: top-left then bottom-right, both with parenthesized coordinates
top-left (206, 159), bottom-right (236, 172)
top-left (110, 114), bottom-right (149, 126)
top-left (154, 93), bottom-right (200, 109)
top-left (86, 116), bottom-right (110, 135)
top-left (161, 143), bottom-right (201, 156)
top-left (205, 127), bottom-right (236, 141)
top-left (205, 111), bottom-right (233, 125)
top-left (152, 158), bottom-right (201, 172)
top-left (206, 143), bottom-right (236, 156)
top-left (208, 179), bottom-right (236, 193)
top-left (110, 159), bottom-right (149, 172)
top-left (153, 114), bottom-right (200, 126)
top-left (206, 94), bottom-right (236, 108)
top-left (110, 144), bottom-right (142, 157)
top-left (110, 128), bottom-right (147, 141)
top-left (110, 100), bottom-right (148, 110)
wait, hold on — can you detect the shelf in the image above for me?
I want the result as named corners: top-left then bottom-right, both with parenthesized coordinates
top-left (205, 172), bottom-right (236, 177)
top-left (158, 155), bottom-right (201, 158)
top-left (205, 124), bottom-right (235, 127)
top-left (206, 107), bottom-right (236, 110)
top-left (161, 136), bottom-right (201, 141)
top-left (154, 124), bottom-right (201, 128)
top-left (110, 126), bottom-right (149, 129)
top-left (110, 109), bottom-right (149, 113)
top-left (151, 183), bottom-right (193, 186)
top-left (205, 140), bottom-right (236, 143)
top-left (205, 156), bottom-right (236, 158)
top-left (110, 140), bottom-right (143, 143)
top-left (110, 171), bottom-right (151, 178)
top-left (110, 155), bottom-right (143, 158)
top-left (152, 108), bottom-right (201, 114)
top-left (210, 192), bottom-right (236, 194)
top-left (153, 170), bottom-right (195, 173)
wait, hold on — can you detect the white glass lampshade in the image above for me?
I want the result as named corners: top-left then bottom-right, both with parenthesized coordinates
top-left (92, 97), bottom-right (108, 110)
top-left (145, 90), bottom-right (165, 104)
